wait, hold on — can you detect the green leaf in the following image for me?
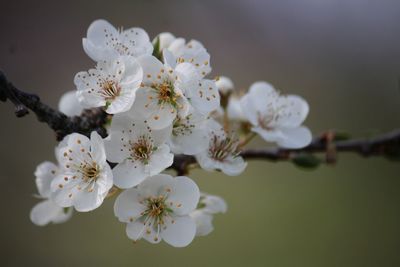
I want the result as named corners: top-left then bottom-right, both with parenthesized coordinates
top-left (292, 153), bottom-right (321, 170)
top-left (152, 36), bottom-right (162, 61)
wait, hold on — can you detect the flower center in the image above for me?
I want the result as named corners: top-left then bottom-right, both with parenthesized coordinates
top-left (129, 135), bottom-right (154, 164)
top-left (172, 115), bottom-right (195, 137)
top-left (79, 161), bottom-right (100, 183)
top-left (100, 80), bottom-right (121, 101)
top-left (142, 195), bottom-right (172, 226)
top-left (151, 80), bottom-right (179, 109)
top-left (209, 134), bottom-right (240, 161)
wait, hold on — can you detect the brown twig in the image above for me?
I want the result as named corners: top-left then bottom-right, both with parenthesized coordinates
top-left (1, 70), bottom-right (399, 175)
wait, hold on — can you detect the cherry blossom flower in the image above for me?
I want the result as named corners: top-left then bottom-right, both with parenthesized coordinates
top-left (104, 114), bottom-right (173, 189)
top-left (240, 81), bottom-right (312, 149)
top-left (155, 32), bottom-right (211, 78)
top-left (83, 19), bottom-right (153, 62)
top-left (190, 192), bottom-right (227, 236)
top-left (51, 132), bottom-right (113, 212)
top-left (132, 55), bottom-right (219, 129)
top-left (196, 120), bottom-right (247, 176)
top-left (169, 109), bottom-right (209, 155)
top-left (114, 174), bottom-right (200, 247)
top-left (58, 91), bottom-right (85, 116)
top-left (30, 162), bottom-right (73, 226)
top-left (74, 56), bottom-right (143, 114)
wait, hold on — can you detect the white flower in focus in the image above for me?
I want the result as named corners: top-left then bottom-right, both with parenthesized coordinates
top-left (133, 55), bottom-right (219, 129)
top-left (30, 162), bottom-right (73, 226)
top-left (58, 91), bottom-right (85, 116)
top-left (190, 193), bottom-right (227, 236)
top-left (215, 76), bottom-right (234, 95)
top-left (169, 110), bottom-right (209, 155)
top-left (156, 33), bottom-right (211, 78)
top-left (196, 120), bottom-right (247, 176)
top-left (104, 115), bottom-right (173, 189)
top-left (51, 132), bottom-right (113, 212)
top-left (240, 81), bottom-right (312, 149)
top-left (74, 56), bottom-right (143, 114)
top-left (114, 174), bottom-right (200, 247)
top-left (83, 19), bottom-right (153, 62)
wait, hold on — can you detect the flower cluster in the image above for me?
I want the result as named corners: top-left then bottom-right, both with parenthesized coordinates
top-left (30, 19), bottom-right (312, 247)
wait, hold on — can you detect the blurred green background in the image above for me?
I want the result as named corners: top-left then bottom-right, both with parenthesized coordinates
top-left (1, 0), bottom-right (400, 266)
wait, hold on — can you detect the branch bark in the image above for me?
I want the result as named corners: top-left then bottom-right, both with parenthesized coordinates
top-left (1, 70), bottom-right (399, 175)
top-left (0, 70), bottom-right (108, 141)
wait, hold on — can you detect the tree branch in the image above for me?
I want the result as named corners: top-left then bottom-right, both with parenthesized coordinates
top-left (1, 70), bottom-right (399, 175)
top-left (0, 70), bottom-right (108, 141)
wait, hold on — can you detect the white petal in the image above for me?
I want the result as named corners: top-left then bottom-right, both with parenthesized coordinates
top-left (175, 62), bottom-right (201, 83)
top-left (35, 161), bottom-right (58, 198)
top-left (58, 91), bottom-right (84, 116)
top-left (277, 126), bottom-right (312, 149)
top-left (73, 187), bottom-right (103, 212)
top-left (252, 126), bottom-right (284, 143)
top-left (187, 79), bottom-right (220, 115)
top-left (227, 97), bottom-right (246, 121)
top-left (167, 176), bottom-right (200, 215)
top-left (157, 32), bottom-right (176, 50)
top-left (219, 156), bottom-right (247, 176)
top-left (114, 188), bottom-right (146, 223)
top-left (126, 220), bottom-right (161, 244)
top-left (196, 152), bottom-right (221, 172)
top-left (136, 55), bottom-right (166, 85)
top-left (30, 199), bottom-right (72, 226)
top-left (201, 194), bottom-right (228, 214)
top-left (190, 210), bottom-right (214, 236)
top-left (162, 49), bottom-right (177, 69)
top-left (161, 216), bottom-right (196, 247)
top-left (239, 94), bottom-right (259, 126)
top-left (170, 128), bottom-right (208, 155)
top-left (83, 19), bottom-right (119, 61)
top-left (274, 95), bottom-right (309, 128)
top-left (104, 131), bottom-right (131, 163)
top-left (147, 145), bottom-right (174, 176)
top-left (112, 160), bottom-right (147, 189)
top-left (137, 174), bottom-right (174, 198)
top-left (90, 131), bottom-right (106, 165)
top-left (121, 27), bottom-right (153, 57)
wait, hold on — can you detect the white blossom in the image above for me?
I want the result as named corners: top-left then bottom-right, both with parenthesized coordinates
top-left (51, 132), bottom-right (113, 212)
top-left (30, 162), bottom-right (73, 226)
top-left (240, 81), bottom-right (312, 149)
top-left (190, 193), bottom-right (227, 236)
top-left (215, 76), bottom-right (234, 95)
top-left (83, 19), bottom-right (153, 62)
top-left (132, 55), bottom-right (219, 129)
top-left (169, 109), bottom-right (209, 155)
top-left (196, 120), bottom-right (247, 176)
top-left (58, 91), bottom-right (85, 117)
top-left (114, 174), bottom-right (200, 247)
top-left (74, 56), bottom-right (143, 114)
top-left (105, 114), bottom-right (173, 189)
top-left (155, 33), bottom-right (211, 78)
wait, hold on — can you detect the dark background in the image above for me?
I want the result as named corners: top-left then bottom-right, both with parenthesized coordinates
top-left (1, 0), bottom-right (400, 266)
